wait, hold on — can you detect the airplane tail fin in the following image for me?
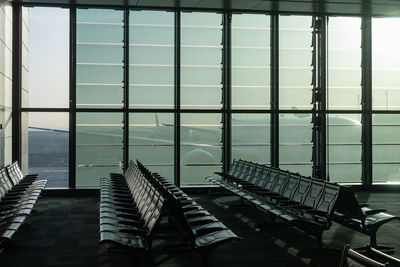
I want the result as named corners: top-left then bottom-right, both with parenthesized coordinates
top-left (155, 113), bottom-right (160, 127)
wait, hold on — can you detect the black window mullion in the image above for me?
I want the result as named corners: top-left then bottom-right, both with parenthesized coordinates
top-left (69, 7), bottom-right (76, 189)
top-left (222, 12), bottom-right (232, 174)
top-left (311, 16), bottom-right (327, 180)
top-left (123, 8), bottom-right (130, 172)
top-left (361, 16), bottom-right (372, 185)
top-left (270, 14), bottom-right (279, 168)
top-left (12, 4), bottom-right (22, 166)
top-left (174, 11), bottom-right (181, 186)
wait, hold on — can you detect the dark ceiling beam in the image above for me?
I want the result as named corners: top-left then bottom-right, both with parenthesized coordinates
top-left (9, 0), bottom-right (400, 17)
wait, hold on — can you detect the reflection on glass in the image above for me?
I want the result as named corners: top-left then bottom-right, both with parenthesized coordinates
top-left (328, 17), bottom-right (361, 110)
top-left (76, 9), bottom-right (124, 108)
top-left (129, 113), bottom-right (174, 181)
top-left (327, 114), bottom-right (361, 183)
top-left (372, 19), bottom-right (400, 110)
top-left (372, 115), bottom-right (400, 183)
top-left (232, 114), bottom-right (270, 163)
top-left (76, 112), bottom-right (123, 187)
top-left (232, 14), bottom-right (270, 109)
top-left (129, 11), bottom-right (174, 108)
top-left (27, 7), bottom-right (69, 108)
top-left (279, 114), bottom-right (312, 175)
top-left (279, 16), bottom-right (313, 110)
top-left (181, 113), bottom-right (222, 185)
top-left (27, 112), bottom-right (69, 188)
top-left (181, 12), bottom-right (222, 109)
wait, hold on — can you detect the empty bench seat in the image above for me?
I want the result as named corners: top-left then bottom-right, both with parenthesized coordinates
top-left (136, 160), bottom-right (241, 253)
top-left (99, 163), bottom-right (165, 250)
top-left (208, 159), bottom-right (400, 251)
top-left (0, 162), bottom-right (47, 252)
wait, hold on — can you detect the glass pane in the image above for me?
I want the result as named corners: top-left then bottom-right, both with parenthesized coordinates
top-left (129, 113), bottom-right (174, 182)
top-left (129, 10), bottom-right (174, 109)
top-left (27, 112), bottom-right (69, 188)
top-left (328, 114), bottom-right (362, 183)
top-left (279, 114), bottom-right (312, 176)
top-left (372, 19), bottom-right (400, 110)
top-left (328, 17), bottom-right (361, 110)
top-left (232, 114), bottom-right (270, 163)
top-left (27, 7), bottom-right (69, 108)
top-left (279, 16), bottom-right (313, 110)
top-left (1, 108), bottom-right (12, 166)
top-left (232, 14), bottom-right (270, 109)
top-left (76, 112), bottom-right (123, 187)
top-left (181, 12), bottom-right (222, 109)
top-left (373, 114), bottom-right (400, 183)
top-left (76, 9), bottom-right (123, 108)
top-left (181, 113), bottom-right (222, 185)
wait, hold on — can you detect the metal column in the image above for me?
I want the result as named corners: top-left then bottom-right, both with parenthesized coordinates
top-left (123, 9), bottom-right (130, 171)
top-left (311, 16), bottom-right (327, 180)
top-left (69, 7), bottom-right (76, 188)
top-left (270, 14), bottom-right (279, 168)
top-left (174, 11), bottom-right (181, 186)
top-left (12, 4), bottom-right (22, 165)
top-left (222, 12), bottom-right (232, 175)
top-left (361, 17), bottom-right (372, 185)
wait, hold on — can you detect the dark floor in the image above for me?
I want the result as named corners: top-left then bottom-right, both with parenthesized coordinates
top-left (1, 191), bottom-right (400, 267)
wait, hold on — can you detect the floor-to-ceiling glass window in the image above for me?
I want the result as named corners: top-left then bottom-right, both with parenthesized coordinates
top-left (23, 6), bottom-right (400, 188)
top-left (129, 10), bottom-right (174, 109)
top-left (279, 15), bottom-right (313, 175)
top-left (24, 7), bottom-right (69, 188)
top-left (26, 113), bottom-right (69, 187)
top-left (128, 10), bottom-right (175, 181)
top-left (231, 14), bottom-right (270, 164)
top-left (372, 18), bottom-right (400, 183)
top-left (0, 4), bottom-right (13, 169)
top-left (327, 17), bottom-right (362, 183)
top-left (76, 9), bottom-right (124, 187)
top-left (180, 12), bottom-right (222, 185)
top-left (75, 112), bottom-right (123, 187)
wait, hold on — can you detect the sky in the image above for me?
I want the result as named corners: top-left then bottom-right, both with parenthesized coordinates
top-left (28, 7), bottom-right (69, 128)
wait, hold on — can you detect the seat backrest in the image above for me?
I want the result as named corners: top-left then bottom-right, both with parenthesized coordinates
top-left (0, 168), bottom-right (14, 192)
top-left (10, 161), bottom-right (24, 178)
top-left (334, 186), bottom-right (364, 220)
top-left (340, 245), bottom-right (388, 267)
top-left (228, 160), bottom-right (238, 176)
top-left (290, 176), bottom-right (312, 204)
top-left (5, 164), bottom-right (21, 186)
top-left (262, 168), bottom-right (280, 192)
top-left (248, 164), bottom-right (263, 185)
top-left (314, 182), bottom-right (341, 216)
top-left (0, 169), bottom-right (10, 199)
top-left (144, 192), bottom-right (165, 234)
top-left (301, 179), bottom-right (325, 209)
top-left (237, 161), bottom-right (252, 181)
top-left (231, 160), bottom-right (245, 177)
top-left (270, 171), bottom-right (290, 195)
top-left (243, 163), bottom-right (257, 183)
top-left (280, 173), bottom-right (300, 200)
top-left (254, 166), bottom-right (271, 188)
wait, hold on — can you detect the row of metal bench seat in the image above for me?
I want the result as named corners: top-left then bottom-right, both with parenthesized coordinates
top-left (99, 160), bottom-right (240, 264)
top-left (136, 160), bottom-right (241, 254)
top-left (99, 162), bottom-right (165, 249)
top-left (207, 159), bottom-right (400, 251)
top-left (0, 162), bottom-right (47, 253)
